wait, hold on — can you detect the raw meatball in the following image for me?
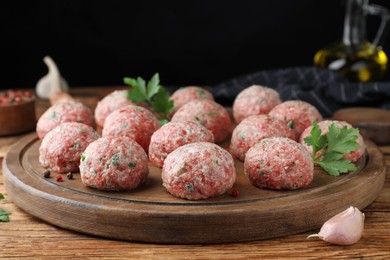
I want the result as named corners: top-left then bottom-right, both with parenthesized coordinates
top-left (94, 90), bottom-right (134, 128)
top-left (80, 135), bottom-right (148, 191)
top-left (269, 100), bottom-right (323, 139)
top-left (162, 142), bottom-right (236, 200)
top-left (171, 99), bottom-right (232, 143)
top-left (39, 122), bottom-right (100, 173)
top-left (245, 137), bottom-right (314, 190)
top-left (299, 120), bottom-right (366, 162)
top-left (230, 115), bottom-right (296, 161)
top-left (36, 101), bottom-right (94, 139)
top-left (102, 105), bottom-right (160, 151)
top-left (149, 121), bottom-right (214, 167)
top-left (232, 85), bottom-right (281, 123)
top-left (171, 86), bottom-right (214, 114)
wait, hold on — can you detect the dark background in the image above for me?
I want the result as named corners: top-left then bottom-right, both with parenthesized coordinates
top-left (2, 0), bottom-right (390, 89)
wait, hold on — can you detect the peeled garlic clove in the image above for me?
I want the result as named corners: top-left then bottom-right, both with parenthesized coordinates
top-left (307, 206), bottom-right (365, 245)
top-left (36, 56), bottom-right (69, 99)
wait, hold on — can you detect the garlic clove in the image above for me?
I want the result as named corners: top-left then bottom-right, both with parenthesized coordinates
top-left (307, 206), bottom-right (365, 245)
top-left (36, 56), bottom-right (69, 99)
top-left (49, 92), bottom-right (74, 105)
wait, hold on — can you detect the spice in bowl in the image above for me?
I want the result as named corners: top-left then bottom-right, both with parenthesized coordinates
top-left (0, 90), bottom-right (33, 106)
top-left (0, 89), bottom-right (36, 136)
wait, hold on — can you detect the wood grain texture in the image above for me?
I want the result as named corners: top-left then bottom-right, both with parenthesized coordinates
top-left (1, 89), bottom-right (390, 258)
top-left (1, 157), bottom-right (390, 259)
top-left (1, 132), bottom-right (386, 244)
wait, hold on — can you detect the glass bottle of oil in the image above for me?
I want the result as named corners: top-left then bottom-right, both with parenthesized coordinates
top-left (314, 0), bottom-right (389, 82)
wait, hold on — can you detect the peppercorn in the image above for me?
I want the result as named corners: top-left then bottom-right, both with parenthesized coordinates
top-left (66, 172), bottom-right (73, 180)
top-left (229, 188), bottom-right (240, 197)
top-left (43, 170), bottom-right (51, 178)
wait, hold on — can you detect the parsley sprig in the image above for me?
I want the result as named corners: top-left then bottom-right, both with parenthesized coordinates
top-left (124, 73), bottom-right (173, 125)
top-left (0, 193), bottom-right (10, 222)
top-left (304, 121), bottom-right (360, 176)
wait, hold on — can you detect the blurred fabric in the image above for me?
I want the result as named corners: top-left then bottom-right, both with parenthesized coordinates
top-left (212, 67), bottom-right (390, 117)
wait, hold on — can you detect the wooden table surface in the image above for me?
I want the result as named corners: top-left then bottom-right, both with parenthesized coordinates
top-left (1, 88), bottom-right (390, 259)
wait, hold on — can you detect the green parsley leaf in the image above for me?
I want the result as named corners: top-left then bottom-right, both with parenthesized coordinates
top-left (125, 76), bottom-right (148, 103)
top-left (124, 73), bottom-right (174, 123)
top-left (317, 159), bottom-right (357, 176)
top-left (322, 151), bottom-right (344, 162)
top-left (146, 73), bottom-right (160, 99)
top-left (197, 89), bottom-right (206, 96)
top-left (48, 111), bottom-right (57, 120)
top-left (287, 120), bottom-right (295, 129)
top-left (111, 154), bottom-right (120, 166)
top-left (136, 77), bottom-right (146, 95)
top-left (128, 162), bottom-right (137, 168)
top-left (304, 121), bottom-right (359, 176)
top-left (326, 123), bottom-right (360, 155)
top-left (304, 121), bottom-right (327, 157)
top-left (0, 208), bottom-right (11, 216)
top-left (72, 141), bottom-right (79, 150)
top-left (159, 118), bottom-right (169, 126)
top-left (123, 77), bottom-right (138, 88)
top-left (0, 193), bottom-right (10, 222)
top-left (186, 182), bottom-right (195, 191)
top-left (151, 87), bottom-right (174, 115)
top-left (0, 214), bottom-right (10, 222)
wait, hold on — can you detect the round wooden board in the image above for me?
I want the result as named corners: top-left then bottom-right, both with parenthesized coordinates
top-left (2, 133), bottom-right (386, 244)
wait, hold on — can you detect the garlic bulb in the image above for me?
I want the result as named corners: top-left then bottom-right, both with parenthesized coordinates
top-left (36, 56), bottom-right (69, 99)
top-left (307, 206), bottom-right (365, 245)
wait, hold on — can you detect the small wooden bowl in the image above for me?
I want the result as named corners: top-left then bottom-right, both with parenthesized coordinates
top-left (0, 98), bottom-right (36, 136)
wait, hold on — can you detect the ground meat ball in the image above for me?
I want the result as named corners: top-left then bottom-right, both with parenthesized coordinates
top-left (230, 115), bottom-right (296, 161)
top-left (269, 100), bottom-right (323, 140)
top-left (232, 85), bottom-right (281, 123)
top-left (162, 142), bottom-right (236, 200)
top-left (171, 99), bottom-right (232, 143)
top-left (36, 101), bottom-right (94, 139)
top-left (299, 120), bottom-right (366, 162)
top-left (102, 105), bottom-right (160, 152)
top-left (80, 135), bottom-right (148, 191)
top-left (149, 121), bottom-right (214, 167)
top-left (245, 137), bottom-right (314, 190)
top-left (171, 86), bottom-right (214, 114)
top-left (39, 122), bottom-right (100, 173)
top-left (94, 90), bottom-right (134, 128)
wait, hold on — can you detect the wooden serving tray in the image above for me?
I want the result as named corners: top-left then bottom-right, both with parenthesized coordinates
top-left (2, 133), bottom-right (386, 244)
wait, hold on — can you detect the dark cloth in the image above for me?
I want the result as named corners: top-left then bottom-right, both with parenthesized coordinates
top-left (211, 67), bottom-right (390, 117)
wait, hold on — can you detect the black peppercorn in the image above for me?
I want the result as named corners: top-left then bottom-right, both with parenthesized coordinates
top-left (43, 170), bottom-right (51, 178)
top-left (66, 172), bottom-right (73, 180)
